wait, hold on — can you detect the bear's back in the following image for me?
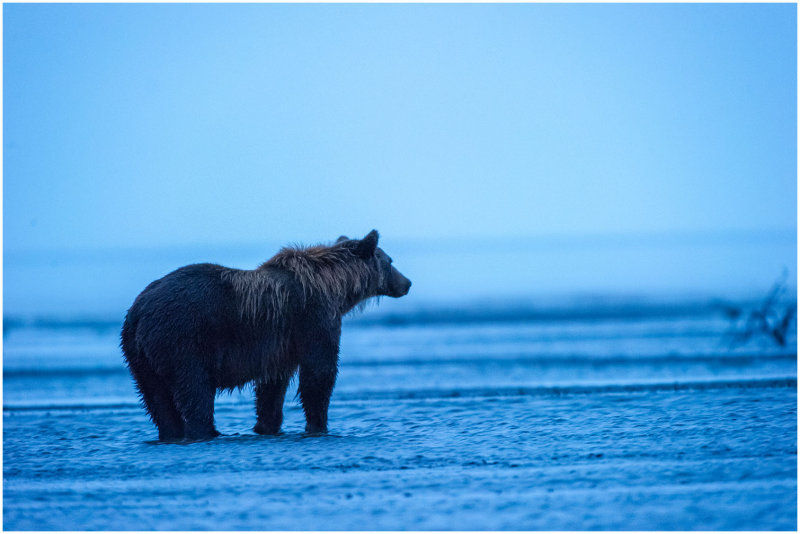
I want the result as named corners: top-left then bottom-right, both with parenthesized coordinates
top-left (133, 263), bottom-right (233, 317)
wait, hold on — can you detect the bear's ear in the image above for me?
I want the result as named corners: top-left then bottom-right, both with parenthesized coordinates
top-left (355, 229), bottom-right (379, 258)
top-left (336, 235), bottom-right (350, 244)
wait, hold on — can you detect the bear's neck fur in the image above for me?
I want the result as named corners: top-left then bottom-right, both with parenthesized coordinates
top-left (261, 243), bottom-right (375, 316)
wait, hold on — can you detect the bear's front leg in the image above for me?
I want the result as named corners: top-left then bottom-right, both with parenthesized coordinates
top-left (254, 375), bottom-right (291, 435)
top-left (299, 363), bottom-right (337, 434)
top-left (297, 319), bottom-right (340, 434)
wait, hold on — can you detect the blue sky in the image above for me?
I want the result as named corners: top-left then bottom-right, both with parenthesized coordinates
top-left (4, 3), bottom-right (796, 253)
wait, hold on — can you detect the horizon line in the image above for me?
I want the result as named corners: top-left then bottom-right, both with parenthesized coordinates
top-left (3, 226), bottom-right (796, 258)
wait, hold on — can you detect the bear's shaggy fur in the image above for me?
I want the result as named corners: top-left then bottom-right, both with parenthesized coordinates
top-left (121, 230), bottom-right (411, 441)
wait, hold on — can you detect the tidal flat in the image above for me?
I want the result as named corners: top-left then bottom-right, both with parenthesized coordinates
top-left (3, 300), bottom-right (797, 530)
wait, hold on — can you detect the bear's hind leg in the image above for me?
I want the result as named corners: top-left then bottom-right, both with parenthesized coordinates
top-left (126, 356), bottom-right (184, 441)
top-left (173, 365), bottom-right (220, 440)
top-left (254, 373), bottom-right (292, 435)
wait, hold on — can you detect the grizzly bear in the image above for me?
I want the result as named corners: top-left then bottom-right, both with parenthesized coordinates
top-left (120, 230), bottom-right (411, 441)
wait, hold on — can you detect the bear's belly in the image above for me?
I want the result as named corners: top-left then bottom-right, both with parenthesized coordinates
top-left (211, 345), bottom-right (298, 390)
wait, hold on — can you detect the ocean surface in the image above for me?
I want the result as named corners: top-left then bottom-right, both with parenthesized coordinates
top-left (3, 295), bottom-right (797, 530)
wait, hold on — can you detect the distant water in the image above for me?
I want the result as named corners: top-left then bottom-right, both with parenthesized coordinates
top-left (3, 296), bottom-right (797, 530)
top-left (3, 229), bottom-right (796, 317)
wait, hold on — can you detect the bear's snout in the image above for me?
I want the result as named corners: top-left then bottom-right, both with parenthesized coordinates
top-left (389, 267), bottom-right (412, 298)
top-left (400, 277), bottom-right (412, 296)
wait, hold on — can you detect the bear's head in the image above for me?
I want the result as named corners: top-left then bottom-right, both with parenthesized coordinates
top-left (337, 230), bottom-right (412, 298)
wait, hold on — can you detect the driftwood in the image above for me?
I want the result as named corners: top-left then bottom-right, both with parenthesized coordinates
top-left (716, 270), bottom-right (796, 347)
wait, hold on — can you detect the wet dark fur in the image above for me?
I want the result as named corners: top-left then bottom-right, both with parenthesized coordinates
top-left (121, 230), bottom-right (411, 441)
